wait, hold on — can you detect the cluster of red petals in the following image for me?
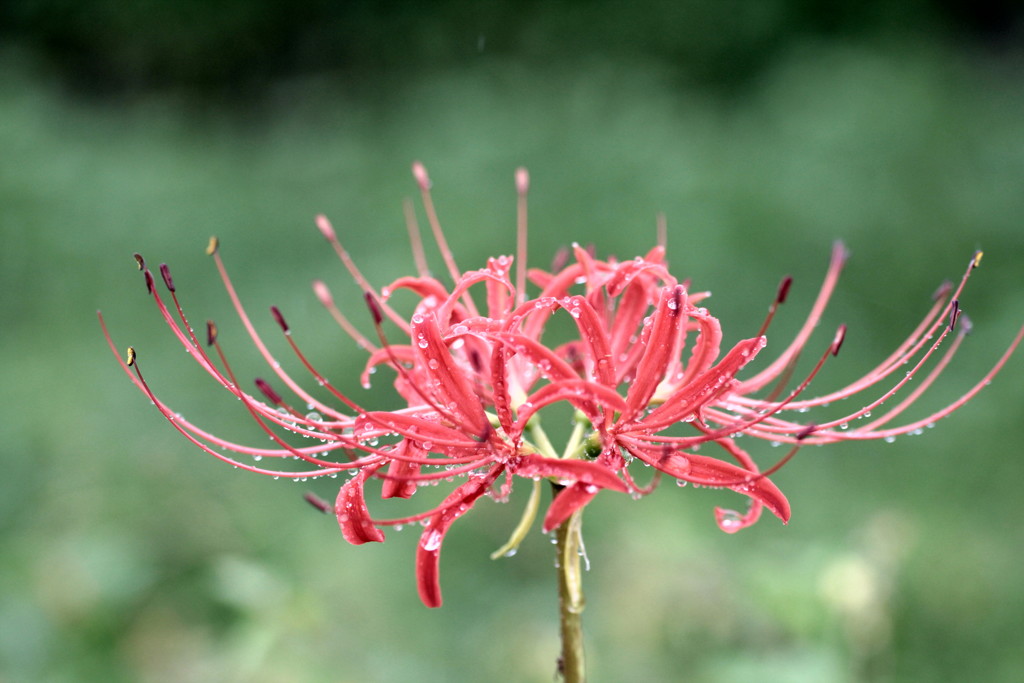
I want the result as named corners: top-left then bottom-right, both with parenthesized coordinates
top-left (103, 163), bottom-right (1023, 607)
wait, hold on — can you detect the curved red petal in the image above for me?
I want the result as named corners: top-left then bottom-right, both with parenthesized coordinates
top-left (541, 481), bottom-right (599, 533)
top-left (557, 295), bottom-right (616, 386)
top-left (513, 379), bottom-right (627, 431)
top-left (358, 411), bottom-right (480, 447)
top-left (608, 278), bottom-right (657, 379)
top-left (512, 453), bottom-right (628, 493)
top-left (714, 503), bottom-right (763, 534)
top-left (625, 285), bottom-right (687, 417)
top-left (679, 306), bottom-right (724, 384)
top-left (382, 275), bottom-right (449, 302)
top-left (624, 440), bottom-right (790, 527)
top-left (380, 440), bottom-right (424, 499)
top-left (410, 313), bottom-right (490, 436)
top-left (493, 331), bottom-right (580, 383)
top-left (642, 335), bottom-right (764, 430)
top-left (683, 452), bottom-right (790, 524)
top-left (416, 467), bottom-right (503, 608)
top-left (335, 467), bottom-right (386, 545)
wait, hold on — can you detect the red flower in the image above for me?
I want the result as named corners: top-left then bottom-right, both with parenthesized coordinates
top-left (102, 163), bottom-right (1023, 607)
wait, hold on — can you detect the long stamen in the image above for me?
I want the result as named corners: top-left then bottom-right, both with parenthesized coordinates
top-left (773, 251), bottom-right (981, 411)
top-left (412, 161), bottom-right (480, 318)
top-left (856, 322), bottom-right (967, 432)
top-left (315, 216), bottom-right (411, 333)
top-left (835, 321), bottom-right (1024, 441)
top-left (412, 163), bottom-right (461, 287)
top-left (700, 424), bottom-right (818, 489)
top-left (738, 241), bottom-right (848, 393)
top-left (403, 197), bottom-right (430, 278)
top-left (209, 331), bottom-right (367, 471)
top-left (266, 304), bottom-right (369, 417)
top-left (516, 167), bottom-right (529, 307)
top-left (210, 240), bottom-right (352, 418)
top-left (105, 312), bottom-right (351, 464)
top-left (312, 279), bottom-right (377, 353)
top-left (756, 275), bottom-right (793, 339)
top-left (633, 324), bottom-right (843, 448)
top-left (111, 339), bottom-right (345, 476)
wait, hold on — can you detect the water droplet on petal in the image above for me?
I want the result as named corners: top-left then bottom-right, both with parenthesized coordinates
top-left (718, 510), bottom-right (743, 530)
top-left (421, 528), bottom-right (443, 551)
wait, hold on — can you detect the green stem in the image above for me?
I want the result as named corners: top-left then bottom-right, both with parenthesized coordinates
top-left (555, 505), bottom-right (586, 683)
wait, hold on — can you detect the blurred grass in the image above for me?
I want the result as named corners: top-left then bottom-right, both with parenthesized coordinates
top-left (2, 31), bottom-right (1024, 683)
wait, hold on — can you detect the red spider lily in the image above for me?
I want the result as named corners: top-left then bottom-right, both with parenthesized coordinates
top-left (101, 163), bottom-right (1023, 607)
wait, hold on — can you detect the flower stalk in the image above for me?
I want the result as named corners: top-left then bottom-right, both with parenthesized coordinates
top-left (555, 501), bottom-right (587, 683)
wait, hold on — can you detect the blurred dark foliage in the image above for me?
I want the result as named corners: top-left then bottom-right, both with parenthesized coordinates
top-left (2, 0), bottom-right (1021, 97)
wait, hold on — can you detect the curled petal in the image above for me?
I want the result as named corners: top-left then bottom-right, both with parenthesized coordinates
top-left (335, 467), bottom-right (386, 544)
top-left (381, 275), bottom-right (449, 302)
top-left (357, 411), bottom-right (481, 447)
top-left (557, 295), bottom-right (616, 385)
top-left (608, 277), bottom-right (657, 377)
top-left (435, 263), bottom-right (513, 326)
top-left (625, 285), bottom-right (687, 417)
top-left (381, 440), bottom-right (424, 499)
top-left (626, 442), bottom-right (789, 527)
top-left (602, 251), bottom-right (673, 297)
top-left (490, 344), bottom-right (516, 434)
top-left (362, 345), bottom-right (416, 386)
top-left (542, 482), bottom-right (598, 533)
top-left (493, 331), bottom-right (580, 383)
top-left (417, 467), bottom-right (503, 607)
top-left (512, 453), bottom-right (628, 493)
top-left (682, 452), bottom-right (790, 524)
top-left (483, 256), bottom-right (516, 318)
top-left (514, 379), bottom-right (628, 433)
top-left (410, 313), bottom-right (490, 436)
top-left (679, 306), bottom-right (724, 386)
top-left (714, 505), bottom-right (762, 534)
top-left (642, 336), bottom-right (765, 430)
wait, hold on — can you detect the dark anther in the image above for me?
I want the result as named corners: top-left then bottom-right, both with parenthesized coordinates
top-left (159, 264), bottom-right (175, 292)
top-left (303, 492), bottom-right (332, 514)
top-left (270, 306), bottom-right (289, 332)
top-left (796, 423), bottom-right (817, 440)
top-left (948, 300), bottom-right (961, 332)
top-left (206, 320), bottom-right (218, 346)
top-left (365, 292), bottom-right (384, 325)
top-left (254, 377), bottom-right (283, 404)
top-left (776, 276), bottom-right (793, 305)
top-left (144, 270), bottom-right (155, 295)
top-left (831, 324), bottom-right (847, 356)
top-left (133, 253), bottom-right (146, 271)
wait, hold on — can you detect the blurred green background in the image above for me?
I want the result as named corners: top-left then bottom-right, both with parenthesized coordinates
top-left (3, 2), bottom-right (1023, 681)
